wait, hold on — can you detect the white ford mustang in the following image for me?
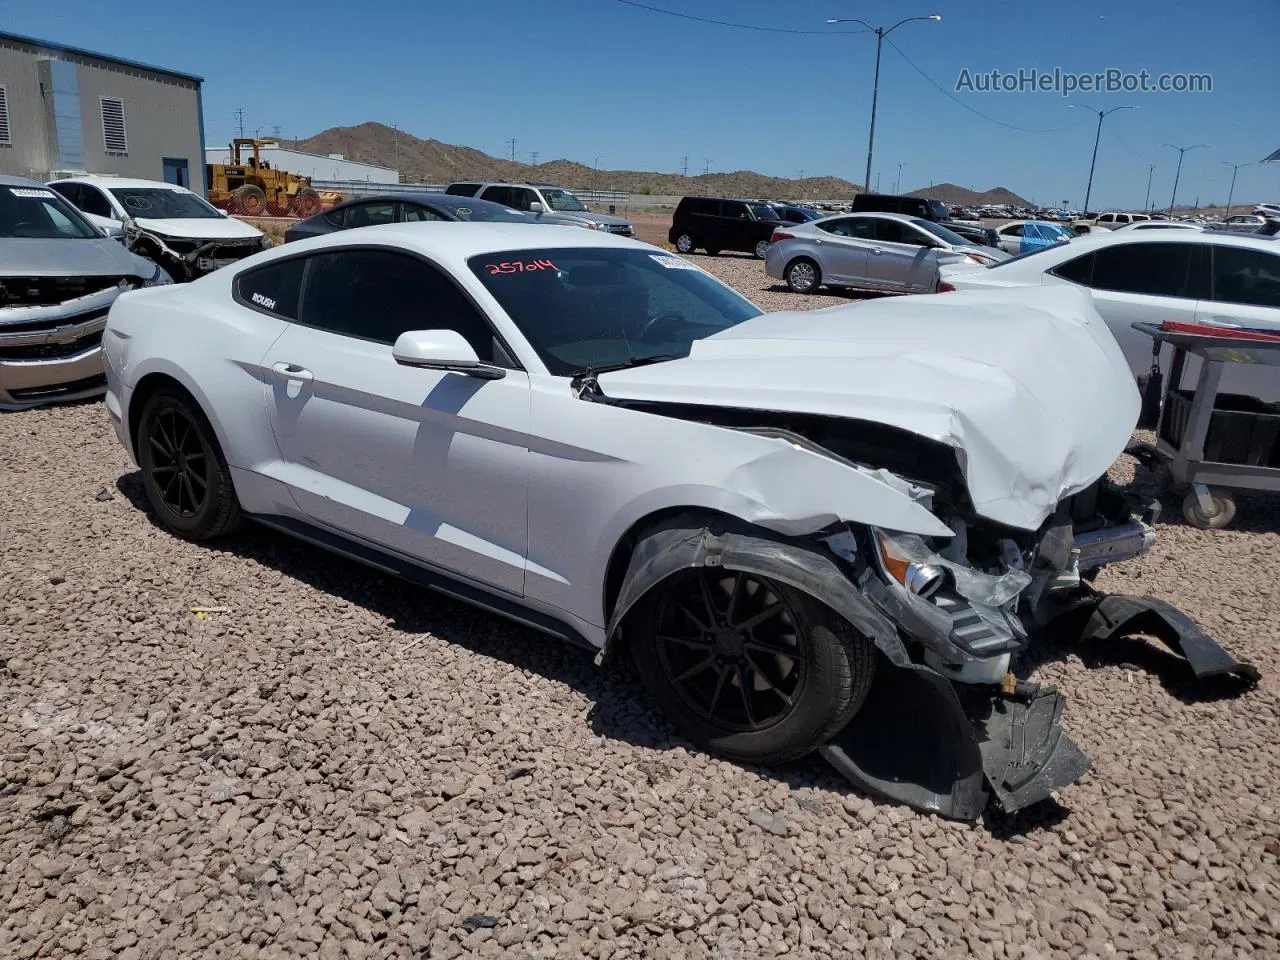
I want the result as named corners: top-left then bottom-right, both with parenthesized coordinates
top-left (102, 223), bottom-right (1252, 819)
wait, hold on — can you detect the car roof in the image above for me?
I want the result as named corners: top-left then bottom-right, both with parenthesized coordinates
top-left (252, 221), bottom-right (644, 266)
top-left (1062, 229), bottom-right (1280, 253)
top-left (818, 211), bottom-right (922, 223)
top-left (0, 174), bottom-right (48, 188)
top-left (465, 182), bottom-right (569, 191)
top-left (332, 193), bottom-right (514, 211)
top-left (50, 175), bottom-right (192, 192)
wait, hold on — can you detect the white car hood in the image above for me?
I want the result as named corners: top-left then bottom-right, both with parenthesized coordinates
top-left (598, 285), bottom-right (1139, 531)
top-left (132, 217), bottom-right (263, 240)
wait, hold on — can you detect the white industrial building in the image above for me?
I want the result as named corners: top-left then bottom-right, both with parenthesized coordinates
top-left (204, 143), bottom-right (398, 183)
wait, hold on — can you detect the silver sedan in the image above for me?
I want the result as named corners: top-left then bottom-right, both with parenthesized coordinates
top-left (765, 212), bottom-right (1008, 295)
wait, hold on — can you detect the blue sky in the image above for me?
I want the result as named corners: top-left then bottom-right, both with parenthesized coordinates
top-left (6, 0), bottom-right (1278, 209)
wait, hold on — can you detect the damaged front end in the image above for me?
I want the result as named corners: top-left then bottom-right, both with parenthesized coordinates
top-left (603, 446), bottom-right (1256, 821)
top-left (123, 219), bottom-right (269, 281)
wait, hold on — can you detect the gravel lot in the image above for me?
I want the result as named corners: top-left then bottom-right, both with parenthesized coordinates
top-left (2, 260), bottom-right (1278, 959)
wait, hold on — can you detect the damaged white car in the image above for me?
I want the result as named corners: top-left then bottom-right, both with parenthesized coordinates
top-left (102, 225), bottom-right (1255, 820)
top-left (49, 176), bottom-right (271, 281)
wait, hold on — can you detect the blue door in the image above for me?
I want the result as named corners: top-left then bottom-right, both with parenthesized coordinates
top-left (162, 158), bottom-right (190, 188)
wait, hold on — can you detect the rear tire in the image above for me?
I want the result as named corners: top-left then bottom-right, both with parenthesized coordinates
top-left (675, 234), bottom-right (696, 254)
top-left (137, 388), bottom-right (242, 541)
top-left (631, 569), bottom-right (875, 764)
top-left (231, 185), bottom-right (267, 217)
top-left (754, 239), bottom-right (770, 259)
top-left (786, 258), bottom-right (821, 294)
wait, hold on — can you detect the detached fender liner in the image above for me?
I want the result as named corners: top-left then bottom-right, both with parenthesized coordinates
top-left (603, 515), bottom-right (1091, 820)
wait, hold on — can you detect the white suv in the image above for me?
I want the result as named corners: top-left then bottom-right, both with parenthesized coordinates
top-left (445, 182), bottom-right (634, 236)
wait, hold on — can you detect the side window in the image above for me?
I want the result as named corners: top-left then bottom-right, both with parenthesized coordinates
top-left (508, 188), bottom-right (537, 211)
top-left (1003, 224), bottom-right (1024, 238)
top-left (481, 186), bottom-right (514, 208)
top-left (343, 202), bottom-right (395, 228)
top-left (1211, 246), bottom-right (1280, 309)
top-left (1096, 214), bottom-right (1114, 224)
top-left (685, 199), bottom-right (713, 217)
top-left (400, 204), bottom-right (445, 222)
top-left (299, 250), bottom-right (497, 360)
top-left (50, 183), bottom-right (82, 208)
top-left (1088, 243), bottom-right (1198, 298)
top-left (325, 207), bottom-right (347, 227)
top-left (873, 220), bottom-right (921, 245)
top-left (821, 217), bottom-right (874, 239)
top-left (723, 202), bottom-right (748, 220)
top-left (1052, 252), bottom-right (1095, 285)
top-left (80, 187), bottom-right (114, 218)
top-left (236, 257), bottom-right (305, 319)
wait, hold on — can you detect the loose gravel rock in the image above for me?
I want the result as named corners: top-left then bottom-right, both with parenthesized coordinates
top-left (2, 265), bottom-right (1279, 958)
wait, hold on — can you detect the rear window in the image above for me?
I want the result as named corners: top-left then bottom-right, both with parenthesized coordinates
top-left (445, 183), bottom-right (482, 197)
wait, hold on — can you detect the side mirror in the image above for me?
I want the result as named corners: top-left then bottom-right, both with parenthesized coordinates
top-left (528, 201), bottom-right (544, 214)
top-left (392, 330), bottom-right (506, 380)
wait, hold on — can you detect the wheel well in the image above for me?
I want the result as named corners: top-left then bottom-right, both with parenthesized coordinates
top-left (127, 373), bottom-right (198, 454)
top-left (601, 506), bottom-right (744, 629)
top-left (786, 255), bottom-right (818, 272)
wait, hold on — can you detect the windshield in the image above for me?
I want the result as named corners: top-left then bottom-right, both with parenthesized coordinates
top-left (110, 187), bottom-right (222, 219)
top-left (0, 184), bottom-right (100, 239)
top-left (912, 219), bottom-right (971, 247)
top-left (469, 247), bottom-right (762, 375)
top-left (748, 203), bottom-right (780, 220)
top-left (540, 189), bottom-right (588, 212)
top-left (927, 199), bottom-right (949, 220)
top-left (447, 201), bottom-right (533, 223)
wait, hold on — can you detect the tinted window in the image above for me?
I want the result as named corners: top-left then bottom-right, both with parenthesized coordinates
top-left (1002, 224), bottom-right (1024, 237)
top-left (445, 183), bottom-right (482, 197)
top-left (874, 219), bottom-right (927, 246)
top-left (1211, 246), bottom-right (1280, 309)
top-left (722, 201), bottom-right (749, 219)
top-left (682, 198), bottom-right (716, 216)
top-left (819, 217), bottom-right (874, 239)
top-left (1048, 251), bottom-right (1094, 283)
top-left (79, 186), bottom-right (115, 218)
top-left (480, 186), bottom-right (515, 208)
top-left (400, 203), bottom-right (445, 223)
top-left (50, 183), bottom-right (82, 208)
top-left (300, 250), bottom-right (496, 359)
top-left (509, 188), bottom-right (539, 212)
top-left (1089, 243), bottom-right (1198, 298)
top-left (237, 257), bottom-right (305, 319)
top-left (342, 202), bottom-right (395, 228)
top-left (468, 247), bottom-right (761, 376)
top-left (912, 219), bottom-right (969, 246)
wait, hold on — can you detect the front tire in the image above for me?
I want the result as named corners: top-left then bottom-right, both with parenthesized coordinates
top-left (675, 233), bottom-right (696, 254)
top-left (631, 569), bottom-right (875, 764)
top-left (786, 258), bottom-right (821, 294)
top-left (137, 388), bottom-right (242, 540)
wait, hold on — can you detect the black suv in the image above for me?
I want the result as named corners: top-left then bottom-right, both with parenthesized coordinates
top-left (669, 197), bottom-right (789, 258)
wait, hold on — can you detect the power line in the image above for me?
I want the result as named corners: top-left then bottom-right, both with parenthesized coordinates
top-left (1108, 126), bottom-right (1155, 164)
top-left (883, 38), bottom-right (1085, 135)
top-left (613, 0), bottom-right (871, 36)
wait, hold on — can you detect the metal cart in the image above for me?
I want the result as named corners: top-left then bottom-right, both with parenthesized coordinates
top-left (1132, 321), bottom-right (1280, 529)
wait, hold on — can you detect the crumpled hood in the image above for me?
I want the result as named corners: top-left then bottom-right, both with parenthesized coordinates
top-left (0, 237), bottom-right (153, 278)
top-left (131, 216), bottom-right (264, 241)
top-left (598, 285), bottom-right (1139, 531)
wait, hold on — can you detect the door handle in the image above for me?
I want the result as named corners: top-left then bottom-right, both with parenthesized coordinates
top-left (870, 247), bottom-right (883, 255)
top-left (271, 362), bottom-right (314, 382)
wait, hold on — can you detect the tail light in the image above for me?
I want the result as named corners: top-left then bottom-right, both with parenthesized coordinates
top-left (770, 230), bottom-right (795, 243)
top-left (936, 281), bottom-right (957, 293)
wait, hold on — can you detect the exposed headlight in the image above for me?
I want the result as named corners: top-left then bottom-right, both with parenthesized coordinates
top-left (873, 529), bottom-right (946, 598)
top-left (143, 263), bottom-right (175, 287)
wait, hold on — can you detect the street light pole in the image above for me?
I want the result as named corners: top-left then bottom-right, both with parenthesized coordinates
top-left (895, 162), bottom-right (904, 194)
top-left (1220, 161), bottom-right (1251, 221)
top-left (1068, 104), bottom-right (1138, 215)
top-left (827, 14), bottom-right (942, 194)
top-left (1144, 164), bottom-right (1155, 213)
top-left (1163, 143), bottom-right (1210, 217)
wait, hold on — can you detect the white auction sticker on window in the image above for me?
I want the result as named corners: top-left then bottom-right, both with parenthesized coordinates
top-left (8, 188), bottom-right (55, 199)
top-left (650, 254), bottom-right (697, 270)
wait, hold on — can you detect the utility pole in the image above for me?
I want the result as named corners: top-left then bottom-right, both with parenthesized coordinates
top-left (1221, 161), bottom-right (1251, 220)
top-left (234, 107), bottom-right (245, 139)
top-left (703, 158), bottom-right (711, 175)
top-left (895, 162), bottom-right (904, 194)
top-left (1068, 104), bottom-right (1139, 215)
top-left (826, 14), bottom-right (942, 194)
top-left (593, 156), bottom-right (601, 169)
top-left (876, 172), bottom-right (881, 192)
top-left (531, 151), bottom-right (540, 166)
top-left (505, 138), bottom-right (517, 163)
top-left (681, 156), bottom-right (688, 177)
top-left (1164, 143), bottom-right (1209, 217)
top-left (392, 124), bottom-right (400, 174)
top-left (1144, 164), bottom-right (1156, 213)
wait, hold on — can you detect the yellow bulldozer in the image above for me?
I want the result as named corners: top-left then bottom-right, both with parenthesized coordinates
top-left (206, 139), bottom-right (332, 218)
